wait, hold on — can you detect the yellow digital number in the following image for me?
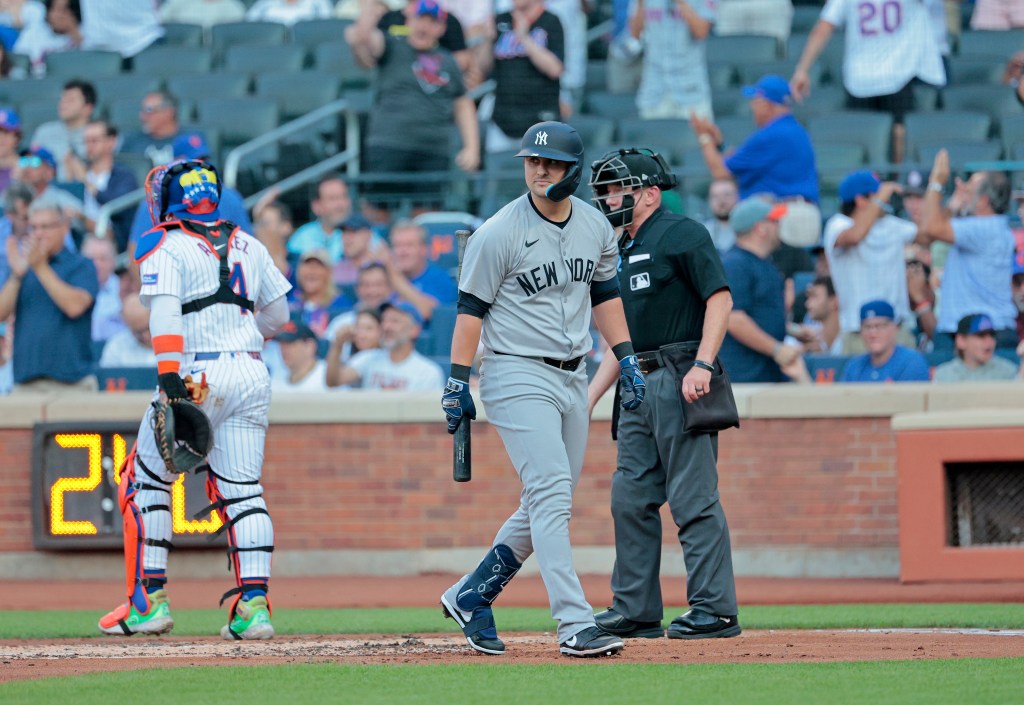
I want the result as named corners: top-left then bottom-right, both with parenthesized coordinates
top-left (50, 433), bottom-right (102, 535)
top-left (172, 476), bottom-right (222, 534)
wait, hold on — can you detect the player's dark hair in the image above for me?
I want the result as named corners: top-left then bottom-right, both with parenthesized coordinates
top-left (88, 118), bottom-right (117, 138)
top-left (977, 171), bottom-right (1011, 214)
top-left (64, 78), bottom-right (96, 107)
top-left (45, 0), bottom-right (82, 23)
top-left (358, 261), bottom-right (389, 284)
top-left (811, 276), bottom-right (835, 298)
top-left (3, 180), bottom-right (33, 211)
top-left (839, 200), bottom-right (856, 217)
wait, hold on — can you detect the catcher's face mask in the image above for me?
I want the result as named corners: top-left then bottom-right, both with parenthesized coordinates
top-left (144, 159), bottom-right (223, 226)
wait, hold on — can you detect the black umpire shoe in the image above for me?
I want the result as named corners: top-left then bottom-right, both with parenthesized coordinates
top-left (594, 608), bottom-right (664, 638)
top-left (560, 626), bottom-right (625, 658)
top-left (667, 609), bottom-right (742, 639)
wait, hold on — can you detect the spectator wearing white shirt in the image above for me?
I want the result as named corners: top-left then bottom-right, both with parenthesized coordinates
top-left (79, 0), bottom-right (162, 59)
top-left (791, 0), bottom-right (946, 163)
top-left (247, 0), bottom-right (332, 26)
top-left (325, 306), bottom-right (383, 386)
top-left (98, 296), bottom-right (155, 368)
top-left (329, 301), bottom-right (443, 390)
top-left (160, 0), bottom-right (246, 27)
top-left (81, 235), bottom-right (124, 344)
top-left (14, 0), bottom-right (85, 77)
top-left (271, 318), bottom-right (330, 392)
top-left (824, 170), bottom-right (918, 354)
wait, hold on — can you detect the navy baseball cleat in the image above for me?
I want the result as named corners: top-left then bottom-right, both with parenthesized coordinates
top-left (666, 609), bottom-right (742, 639)
top-left (441, 584), bottom-right (505, 655)
top-left (594, 608), bottom-right (664, 638)
top-left (559, 626), bottom-right (625, 658)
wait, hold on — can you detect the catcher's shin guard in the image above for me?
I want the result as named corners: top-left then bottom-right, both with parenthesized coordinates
top-left (196, 466), bottom-right (275, 618)
top-left (118, 445), bottom-right (175, 613)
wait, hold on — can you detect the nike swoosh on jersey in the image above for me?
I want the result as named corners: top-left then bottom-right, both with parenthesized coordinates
top-left (525, 239), bottom-right (539, 247)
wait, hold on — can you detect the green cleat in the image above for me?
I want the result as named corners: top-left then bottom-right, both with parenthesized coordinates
top-left (99, 590), bottom-right (174, 636)
top-left (221, 595), bottom-right (275, 640)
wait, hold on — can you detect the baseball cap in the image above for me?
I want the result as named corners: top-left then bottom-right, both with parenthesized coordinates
top-left (299, 248), bottom-right (332, 266)
top-left (903, 170), bottom-right (925, 197)
top-left (381, 300), bottom-right (424, 327)
top-left (22, 146), bottom-right (56, 169)
top-left (173, 132), bottom-right (210, 160)
top-left (860, 299), bottom-right (896, 323)
top-left (839, 170), bottom-right (882, 203)
top-left (276, 318), bottom-right (318, 343)
top-left (340, 213), bottom-right (372, 231)
top-left (956, 313), bottom-right (996, 336)
top-left (729, 197), bottom-right (787, 234)
top-left (0, 108), bottom-right (20, 132)
top-left (413, 0), bottom-right (447, 21)
top-left (741, 74), bottom-right (792, 105)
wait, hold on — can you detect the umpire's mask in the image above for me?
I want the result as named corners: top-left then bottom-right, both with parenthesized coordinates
top-left (589, 148), bottom-right (678, 228)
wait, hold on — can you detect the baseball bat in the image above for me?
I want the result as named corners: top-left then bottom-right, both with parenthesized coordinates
top-left (453, 229), bottom-right (472, 483)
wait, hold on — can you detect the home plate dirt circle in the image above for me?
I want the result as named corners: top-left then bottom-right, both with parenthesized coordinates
top-left (3, 629), bottom-right (1024, 682)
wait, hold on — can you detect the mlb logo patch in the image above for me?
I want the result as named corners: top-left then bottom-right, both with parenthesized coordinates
top-left (630, 273), bottom-right (650, 291)
top-left (142, 273), bottom-right (158, 285)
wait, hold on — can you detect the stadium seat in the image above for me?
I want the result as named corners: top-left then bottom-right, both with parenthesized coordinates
top-left (413, 211), bottom-right (481, 275)
top-left (739, 60), bottom-right (824, 89)
top-left (791, 4), bottom-right (821, 33)
top-left (789, 86), bottom-right (847, 122)
top-left (904, 111), bottom-right (992, 160)
top-left (941, 85), bottom-right (1020, 125)
top-left (9, 52), bottom-right (30, 76)
top-left (97, 367), bottom-right (157, 392)
top-left (211, 21), bottom-right (288, 56)
top-left (0, 76), bottom-right (63, 107)
top-left (428, 304), bottom-right (458, 359)
top-left (583, 91), bottom-right (638, 120)
top-left (567, 114), bottom-right (615, 154)
top-left (94, 74), bottom-right (161, 113)
top-left (947, 57), bottom-right (1005, 85)
top-left (313, 41), bottom-right (375, 89)
top-left (707, 62), bottom-right (737, 91)
top-left (809, 111), bottom-right (892, 165)
top-left (45, 50), bottom-right (122, 80)
top-left (256, 70), bottom-right (341, 120)
top-left (161, 22), bottom-right (205, 47)
top-left (1001, 114), bottom-right (1024, 156)
top-left (196, 97), bottom-right (279, 147)
top-left (912, 83), bottom-right (941, 113)
top-left (584, 59), bottom-right (609, 93)
top-left (815, 142), bottom-right (868, 193)
top-left (115, 152), bottom-right (155, 187)
top-left (166, 73), bottom-right (251, 104)
top-left (224, 44), bottom-right (307, 75)
top-left (713, 90), bottom-right (749, 119)
top-left (786, 33), bottom-right (844, 79)
top-left (133, 45), bottom-right (212, 79)
top-left (291, 18), bottom-right (352, 47)
top-left (706, 34), bottom-right (780, 66)
top-left (17, 100), bottom-right (56, 137)
top-left (617, 118), bottom-right (698, 158)
top-left (915, 141), bottom-right (1003, 169)
top-left (717, 115), bottom-right (754, 149)
top-left (956, 30), bottom-right (1024, 60)
top-left (803, 354), bottom-right (849, 383)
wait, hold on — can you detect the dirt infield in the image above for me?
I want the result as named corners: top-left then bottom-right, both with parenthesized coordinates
top-left (3, 629), bottom-right (1024, 683)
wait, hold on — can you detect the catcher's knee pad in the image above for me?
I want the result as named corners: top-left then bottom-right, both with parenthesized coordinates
top-left (118, 445), bottom-right (175, 609)
top-left (195, 466), bottom-right (275, 610)
top-left (457, 544), bottom-right (522, 611)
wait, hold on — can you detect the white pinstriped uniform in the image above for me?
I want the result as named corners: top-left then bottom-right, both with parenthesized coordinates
top-left (133, 225), bottom-right (291, 580)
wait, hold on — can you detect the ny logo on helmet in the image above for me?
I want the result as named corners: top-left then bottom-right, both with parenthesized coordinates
top-left (535, 131), bottom-right (548, 146)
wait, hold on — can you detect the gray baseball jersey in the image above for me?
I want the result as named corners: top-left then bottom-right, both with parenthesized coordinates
top-left (459, 194), bottom-right (619, 359)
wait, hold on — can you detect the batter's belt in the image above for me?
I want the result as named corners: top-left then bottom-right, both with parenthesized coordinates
top-left (493, 351), bottom-right (585, 372)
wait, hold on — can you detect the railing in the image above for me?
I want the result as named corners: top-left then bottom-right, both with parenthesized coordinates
top-left (94, 187), bottom-right (144, 241)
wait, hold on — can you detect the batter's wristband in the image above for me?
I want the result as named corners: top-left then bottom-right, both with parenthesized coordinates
top-left (693, 359), bottom-right (715, 372)
top-left (450, 363), bottom-right (471, 382)
top-left (611, 342), bottom-right (635, 360)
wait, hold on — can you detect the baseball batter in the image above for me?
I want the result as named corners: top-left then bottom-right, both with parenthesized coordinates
top-left (99, 160), bottom-right (291, 640)
top-left (440, 121), bottom-right (647, 658)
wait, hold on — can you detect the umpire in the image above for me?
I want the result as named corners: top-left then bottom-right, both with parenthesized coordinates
top-left (586, 148), bottom-right (741, 640)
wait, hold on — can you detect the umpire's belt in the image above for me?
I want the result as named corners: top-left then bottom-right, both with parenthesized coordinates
top-left (494, 351), bottom-right (585, 372)
top-left (194, 352), bottom-right (263, 361)
top-left (635, 341), bottom-right (700, 374)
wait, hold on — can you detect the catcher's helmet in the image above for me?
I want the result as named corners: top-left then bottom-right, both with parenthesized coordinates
top-left (144, 159), bottom-right (223, 226)
top-left (589, 147), bottom-right (677, 228)
top-left (515, 121), bottom-right (584, 202)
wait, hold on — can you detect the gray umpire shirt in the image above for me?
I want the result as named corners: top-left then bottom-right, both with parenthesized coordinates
top-left (459, 194), bottom-right (619, 360)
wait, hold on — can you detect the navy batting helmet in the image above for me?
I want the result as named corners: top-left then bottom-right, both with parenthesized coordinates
top-left (589, 147), bottom-right (677, 228)
top-left (515, 121), bottom-right (584, 202)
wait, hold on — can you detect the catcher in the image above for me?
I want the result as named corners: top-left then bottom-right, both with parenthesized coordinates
top-left (99, 159), bottom-right (291, 640)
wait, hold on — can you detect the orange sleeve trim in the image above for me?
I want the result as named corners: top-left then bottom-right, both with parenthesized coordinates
top-left (157, 360), bottom-right (180, 375)
top-left (153, 335), bottom-right (184, 355)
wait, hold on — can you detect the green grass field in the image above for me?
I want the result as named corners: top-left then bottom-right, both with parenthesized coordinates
top-left (2, 604), bottom-right (1023, 705)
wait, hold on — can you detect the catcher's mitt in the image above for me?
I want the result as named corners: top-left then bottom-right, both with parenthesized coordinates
top-left (151, 398), bottom-right (214, 474)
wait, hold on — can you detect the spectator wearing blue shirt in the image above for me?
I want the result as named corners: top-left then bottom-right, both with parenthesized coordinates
top-left (918, 149), bottom-right (1018, 351)
top-left (386, 219), bottom-right (456, 323)
top-left (286, 174), bottom-right (353, 263)
top-left (127, 132), bottom-right (252, 249)
top-left (0, 196), bottom-right (99, 391)
top-left (691, 74), bottom-right (820, 248)
top-left (840, 300), bottom-right (930, 383)
top-left (719, 197), bottom-right (803, 383)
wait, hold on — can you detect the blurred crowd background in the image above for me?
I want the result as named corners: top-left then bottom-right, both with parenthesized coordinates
top-left (0, 0), bottom-right (1021, 394)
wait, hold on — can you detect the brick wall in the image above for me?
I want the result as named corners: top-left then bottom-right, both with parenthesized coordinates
top-left (0, 417), bottom-right (899, 554)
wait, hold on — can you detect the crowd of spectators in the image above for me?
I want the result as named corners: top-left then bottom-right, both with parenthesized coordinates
top-left (0, 0), bottom-right (1020, 395)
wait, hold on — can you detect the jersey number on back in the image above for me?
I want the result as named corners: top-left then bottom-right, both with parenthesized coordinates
top-left (228, 263), bottom-right (248, 315)
top-left (857, 0), bottom-right (902, 36)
